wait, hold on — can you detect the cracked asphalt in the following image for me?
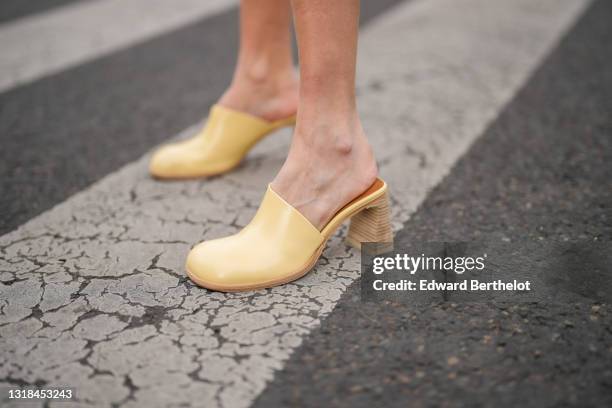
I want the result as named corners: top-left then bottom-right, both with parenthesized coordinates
top-left (254, 1), bottom-right (612, 406)
top-left (0, 0), bottom-right (609, 407)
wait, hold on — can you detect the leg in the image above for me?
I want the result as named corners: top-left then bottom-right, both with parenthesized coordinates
top-left (185, 0), bottom-right (387, 290)
top-left (272, 0), bottom-right (378, 229)
top-left (219, 0), bottom-right (298, 121)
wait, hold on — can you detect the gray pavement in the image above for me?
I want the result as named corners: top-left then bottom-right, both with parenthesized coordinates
top-left (0, 1), bottom-right (240, 236)
top-left (0, 0), bottom-right (608, 407)
top-left (0, 0), bottom-right (403, 237)
top-left (254, 1), bottom-right (612, 406)
top-left (0, 0), bottom-right (85, 24)
top-left (0, 0), bottom-right (239, 92)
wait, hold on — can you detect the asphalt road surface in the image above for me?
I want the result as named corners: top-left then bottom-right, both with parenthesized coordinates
top-left (0, 0), bottom-right (610, 407)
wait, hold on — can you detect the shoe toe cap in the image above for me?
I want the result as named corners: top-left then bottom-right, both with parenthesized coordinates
top-left (185, 241), bottom-right (234, 289)
top-left (149, 145), bottom-right (185, 178)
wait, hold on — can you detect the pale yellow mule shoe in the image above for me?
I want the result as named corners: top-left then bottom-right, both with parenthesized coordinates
top-left (186, 178), bottom-right (393, 292)
top-left (149, 104), bottom-right (296, 179)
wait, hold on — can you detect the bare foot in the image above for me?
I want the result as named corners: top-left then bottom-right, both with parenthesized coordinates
top-left (271, 114), bottom-right (378, 230)
top-left (218, 69), bottom-right (299, 122)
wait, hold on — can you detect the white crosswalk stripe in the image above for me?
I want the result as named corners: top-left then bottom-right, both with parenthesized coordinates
top-left (0, 0), bottom-right (591, 407)
top-left (0, 0), bottom-right (238, 92)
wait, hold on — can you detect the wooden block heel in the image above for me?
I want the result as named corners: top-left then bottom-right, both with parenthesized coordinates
top-left (346, 191), bottom-right (394, 254)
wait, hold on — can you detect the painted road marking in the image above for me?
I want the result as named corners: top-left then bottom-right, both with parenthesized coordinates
top-left (0, 0), bottom-right (238, 92)
top-left (0, 0), bottom-right (591, 407)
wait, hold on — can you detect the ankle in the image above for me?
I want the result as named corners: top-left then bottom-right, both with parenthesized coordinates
top-left (219, 66), bottom-right (298, 121)
top-left (285, 118), bottom-right (379, 188)
top-left (232, 55), bottom-right (297, 92)
top-left (294, 113), bottom-right (365, 155)
top-left (272, 117), bottom-right (378, 228)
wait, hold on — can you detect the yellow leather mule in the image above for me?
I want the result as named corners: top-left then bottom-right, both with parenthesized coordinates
top-left (186, 178), bottom-right (393, 292)
top-left (149, 104), bottom-right (296, 179)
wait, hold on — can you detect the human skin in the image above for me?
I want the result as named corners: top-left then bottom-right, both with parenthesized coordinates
top-left (220, 0), bottom-right (378, 229)
top-left (218, 0), bottom-right (299, 121)
top-left (271, 0), bottom-right (378, 229)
